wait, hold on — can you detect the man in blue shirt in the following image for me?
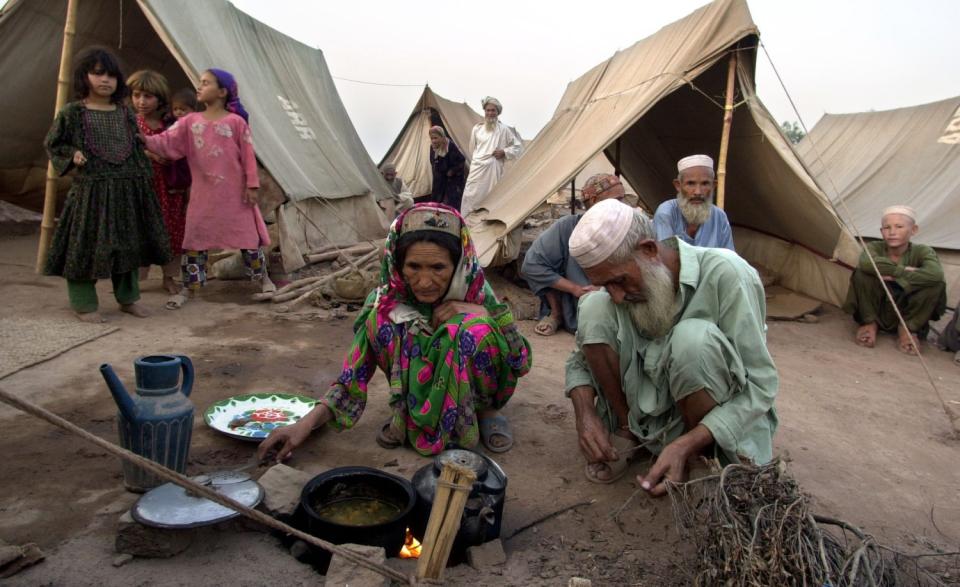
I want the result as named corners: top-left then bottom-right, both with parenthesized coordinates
top-left (653, 154), bottom-right (734, 251)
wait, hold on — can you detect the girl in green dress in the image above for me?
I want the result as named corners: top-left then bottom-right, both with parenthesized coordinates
top-left (44, 47), bottom-right (171, 322)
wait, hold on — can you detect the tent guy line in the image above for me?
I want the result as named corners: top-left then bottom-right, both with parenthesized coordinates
top-left (760, 40), bottom-right (959, 435)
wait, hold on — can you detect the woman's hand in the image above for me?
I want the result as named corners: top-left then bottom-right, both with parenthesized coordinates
top-left (256, 404), bottom-right (330, 463)
top-left (432, 301), bottom-right (488, 329)
top-left (244, 188), bottom-right (259, 206)
top-left (73, 151), bottom-right (87, 166)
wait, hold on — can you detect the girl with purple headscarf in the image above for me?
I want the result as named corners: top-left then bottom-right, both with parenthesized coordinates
top-left (143, 68), bottom-right (273, 309)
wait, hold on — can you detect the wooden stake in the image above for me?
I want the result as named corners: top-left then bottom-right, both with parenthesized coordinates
top-left (416, 463), bottom-right (477, 581)
top-left (716, 51), bottom-right (737, 210)
top-left (36, 0), bottom-right (79, 273)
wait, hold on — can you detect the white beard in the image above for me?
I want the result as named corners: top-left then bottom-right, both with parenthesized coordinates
top-left (627, 259), bottom-right (677, 339)
top-left (484, 118), bottom-right (497, 131)
top-left (678, 193), bottom-right (712, 226)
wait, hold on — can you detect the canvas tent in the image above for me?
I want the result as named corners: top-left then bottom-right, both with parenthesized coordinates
top-left (0, 0), bottom-right (387, 272)
top-left (382, 85), bottom-right (637, 205)
top-left (468, 0), bottom-right (859, 306)
top-left (379, 86), bottom-right (483, 198)
top-left (795, 97), bottom-right (960, 302)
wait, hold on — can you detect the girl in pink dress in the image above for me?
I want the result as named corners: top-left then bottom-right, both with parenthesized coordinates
top-left (143, 68), bottom-right (274, 309)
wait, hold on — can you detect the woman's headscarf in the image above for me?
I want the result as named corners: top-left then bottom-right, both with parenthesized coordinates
top-left (372, 203), bottom-right (485, 335)
top-left (208, 68), bottom-right (249, 123)
top-left (428, 125), bottom-right (449, 157)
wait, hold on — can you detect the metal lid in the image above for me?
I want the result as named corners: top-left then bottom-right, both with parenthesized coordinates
top-left (434, 449), bottom-right (488, 479)
top-left (131, 472), bottom-right (263, 529)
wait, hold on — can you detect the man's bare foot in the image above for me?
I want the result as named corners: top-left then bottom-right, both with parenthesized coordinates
top-left (75, 311), bottom-right (106, 324)
top-left (856, 322), bottom-right (878, 348)
top-left (120, 303), bottom-right (150, 318)
top-left (897, 326), bottom-right (919, 355)
top-left (162, 276), bottom-right (180, 295)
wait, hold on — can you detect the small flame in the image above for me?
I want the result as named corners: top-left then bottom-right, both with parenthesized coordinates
top-left (399, 528), bottom-right (422, 559)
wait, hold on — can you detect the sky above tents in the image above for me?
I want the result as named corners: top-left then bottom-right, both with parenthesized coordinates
top-left (7, 0), bottom-right (952, 161)
top-left (225, 0), bottom-right (955, 161)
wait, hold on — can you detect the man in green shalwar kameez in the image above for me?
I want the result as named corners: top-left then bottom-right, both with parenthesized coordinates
top-left (562, 199), bottom-right (778, 495)
top-left (843, 205), bottom-right (947, 355)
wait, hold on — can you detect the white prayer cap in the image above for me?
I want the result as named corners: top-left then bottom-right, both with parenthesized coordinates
top-left (677, 154), bottom-right (714, 173)
top-left (881, 205), bottom-right (916, 222)
top-left (569, 199), bottom-right (634, 268)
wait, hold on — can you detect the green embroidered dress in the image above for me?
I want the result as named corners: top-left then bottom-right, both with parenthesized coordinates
top-left (44, 102), bottom-right (171, 280)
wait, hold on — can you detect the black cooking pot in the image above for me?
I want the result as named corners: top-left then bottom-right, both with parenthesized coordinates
top-left (300, 466), bottom-right (415, 565)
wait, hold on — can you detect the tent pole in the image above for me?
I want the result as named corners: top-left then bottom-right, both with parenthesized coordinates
top-left (36, 0), bottom-right (80, 273)
top-left (615, 138), bottom-right (621, 177)
top-left (715, 51), bottom-right (737, 210)
top-left (570, 178), bottom-right (576, 215)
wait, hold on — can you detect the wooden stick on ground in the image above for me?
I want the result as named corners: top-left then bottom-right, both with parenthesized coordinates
top-left (416, 463), bottom-right (477, 581)
top-left (0, 385), bottom-right (411, 585)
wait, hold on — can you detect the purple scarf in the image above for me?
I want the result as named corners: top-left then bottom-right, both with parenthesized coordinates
top-left (208, 68), bottom-right (249, 123)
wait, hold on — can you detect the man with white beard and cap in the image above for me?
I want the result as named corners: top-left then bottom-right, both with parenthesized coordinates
top-left (564, 199), bottom-right (778, 492)
top-left (460, 97), bottom-right (523, 216)
top-left (652, 154), bottom-right (734, 250)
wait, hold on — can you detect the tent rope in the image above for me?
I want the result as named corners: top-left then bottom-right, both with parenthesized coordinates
top-left (759, 40), bottom-right (958, 436)
top-left (0, 385), bottom-right (413, 585)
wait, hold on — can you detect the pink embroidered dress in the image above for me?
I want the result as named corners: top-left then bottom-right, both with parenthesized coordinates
top-left (143, 112), bottom-right (269, 250)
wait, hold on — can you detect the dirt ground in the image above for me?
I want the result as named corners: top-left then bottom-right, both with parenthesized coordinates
top-left (1, 231), bottom-right (958, 586)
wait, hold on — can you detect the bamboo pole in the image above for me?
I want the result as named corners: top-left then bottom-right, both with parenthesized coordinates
top-left (715, 51), bottom-right (738, 210)
top-left (416, 463), bottom-right (477, 581)
top-left (36, 0), bottom-right (80, 273)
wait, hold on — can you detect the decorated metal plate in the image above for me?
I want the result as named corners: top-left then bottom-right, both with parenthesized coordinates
top-left (204, 393), bottom-right (317, 441)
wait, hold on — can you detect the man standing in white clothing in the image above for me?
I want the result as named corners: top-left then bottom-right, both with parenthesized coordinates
top-left (461, 96), bottom-right (523, 216)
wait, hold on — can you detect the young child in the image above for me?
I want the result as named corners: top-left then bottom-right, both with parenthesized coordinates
top-left (165, 89), bottom-right (196, 226)
top-left (44, 47), bottom-right (171, 323)
top-left (170, 88), bottom-right (199, 119)
top-left (143, 68), bottom-right (273, 309)
top-left (128, 69), bottom-right (186, 295)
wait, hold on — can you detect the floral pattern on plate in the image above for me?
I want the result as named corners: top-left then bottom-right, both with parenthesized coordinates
top-left (204, 393), bottom-right (317, 441)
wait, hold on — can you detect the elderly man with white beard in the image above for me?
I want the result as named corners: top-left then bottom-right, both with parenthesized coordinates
top-left (460, 96), bottom-right (523, 216)
top-left (564, 199), bottom-right (778, 493)
top-left (653, 154), bottom-right (735, 250)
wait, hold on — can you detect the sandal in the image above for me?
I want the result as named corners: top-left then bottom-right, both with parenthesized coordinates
top-left (534, 315), bottom-right (560, 337)
top-left (479, 414), bottom-right (514, 453)
top-left (376, 419), bottom-right (404, 449)
top-left (165, 292), bottom-right (188, 310)
top-left (584, 433), bottom-right (637, 484)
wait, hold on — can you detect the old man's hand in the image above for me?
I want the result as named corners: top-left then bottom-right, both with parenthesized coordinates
top-left (576, 411), bottom-right (618, 463)
top-left (636, 424), bottom-right (713, 497)
top-left (492, 148), bottom-right (505, 160)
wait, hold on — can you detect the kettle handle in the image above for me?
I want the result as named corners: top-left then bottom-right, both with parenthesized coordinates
top-left (176, 355), bottom-right (195, 397)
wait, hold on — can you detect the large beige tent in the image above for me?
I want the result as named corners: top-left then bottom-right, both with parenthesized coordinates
top-left (796, 97), bottom-right (960, 302)
top-left (0, 0), bottom-right (387, 272)
top-left (796, 97), bottom-right (960, 248)
top-left (468, 0), bottom-right (859, 306)
top-left (379, 86), bottom-right (484, 198)
top-left (382, 86), bottom-right (637, 205)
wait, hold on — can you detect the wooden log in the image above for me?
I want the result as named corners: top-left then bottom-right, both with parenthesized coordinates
top-left (36, 0), bottom-right (79, 273)
top-left (716, 51), bottom-right (738, 210)
top-left (273, 249), bottom-right (379, 312)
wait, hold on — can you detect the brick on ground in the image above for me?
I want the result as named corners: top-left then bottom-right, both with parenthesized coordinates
top-left (325, 543), bottom-right (389, 587)
top-left (258, 463), bottom-right (313, 517)
top-left (466, 538), bottom-right (507, 570)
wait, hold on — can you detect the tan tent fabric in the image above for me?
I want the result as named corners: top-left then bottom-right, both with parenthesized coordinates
top-left (381, 87), bottom-right (536, 199)
top-left (379, 87), bottom-right (483, 198)
top-left (0, 0), bottom-right (386, 272)
top-left (796, 96), bottom-right (960, 250)
top-left (467, 0), bottom-right (858, 305)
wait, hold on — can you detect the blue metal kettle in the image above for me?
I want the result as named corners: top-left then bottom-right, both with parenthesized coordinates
top-left (100, 355), bottom-right (195, 492)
